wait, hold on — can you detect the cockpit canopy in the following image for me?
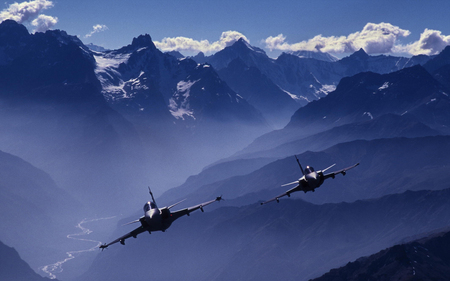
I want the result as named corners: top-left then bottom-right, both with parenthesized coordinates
top-left (143, 201), bottom-right (157, 212)
top-left (304, 166), bottom-right (315, 174)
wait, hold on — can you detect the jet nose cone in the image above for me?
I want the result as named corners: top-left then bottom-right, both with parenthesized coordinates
top-left (308, 173), bottom-right (320, 187)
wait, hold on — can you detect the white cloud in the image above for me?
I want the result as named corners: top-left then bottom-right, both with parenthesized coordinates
top-left (154, 31), bottom-right (249, 54)
top-left (85, 24), bottom-right (109, 38)
top-left (0, 0), bottom-right (54, 23)
top-left (265, 22), bottom-right (411, 55)
top-left (396, 28), bottom-right (450, 56)
top-left (31, 14), bottom-right (57, 32)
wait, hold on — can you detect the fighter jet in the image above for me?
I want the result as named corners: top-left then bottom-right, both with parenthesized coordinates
top-left (100, 188), bottom-right (222, 249)
top-left (261, 156), bottom-right (359, 205)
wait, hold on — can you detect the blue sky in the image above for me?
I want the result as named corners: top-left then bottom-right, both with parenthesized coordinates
top-left (2, 0), bottom-right (450, 57)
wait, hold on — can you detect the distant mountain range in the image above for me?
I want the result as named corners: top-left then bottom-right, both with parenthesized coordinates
top-left (237, 62), bottom-right (450, 157)
top-left (192, 38), bottom-right (436, 107)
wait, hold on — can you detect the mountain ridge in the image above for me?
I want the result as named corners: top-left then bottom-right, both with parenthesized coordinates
top-left (311, 230), bottom-right (450, 281)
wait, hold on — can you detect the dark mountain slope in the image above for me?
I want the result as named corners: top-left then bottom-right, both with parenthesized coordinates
top-left (217, 57), bottom-right (299, 128)
top-left (312, 230), bottom-right (450, 281)
top-left (170, 63), bottom-right (266, 125)
top-left (0, 149), bottom-right (80, 273)
top-left (0, 241), bottom-right (56, 281)
top-left (288, 64), bottom-right (448, 131)
top-left (424, 45), bottom-right (450, 92)
top-left (424, 45), bottom-right (450, 74)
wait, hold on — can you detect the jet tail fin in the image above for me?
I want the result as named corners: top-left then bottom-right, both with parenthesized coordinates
top-left (148, 186), bottom-right (157, 206)
top-left (295, 155), bottom-right (305, 175)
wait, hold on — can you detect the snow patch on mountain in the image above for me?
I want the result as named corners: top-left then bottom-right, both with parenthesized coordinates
top-left (320, 84), bottom-right (336, 95)
top-left (363, 112), bottom-right (374, 119)
top-left (95, 53), bottom-right (130, 70)
top-left (311, 84), bottom-right (336, 99)
top-left (128, 71), bottom-right (149, 91)
top-left (289, 50), bottom-right (339, 62)
top-left (281, 88), bottom-right (302, 101)
top-left (169, 80), bottom-right (199, 120)
top-left (94, 53), bottom-right (132, 101)
top-left (378, 82), bottom-right (390, 91)
top-left (426, 98), bottom-right (437, 105)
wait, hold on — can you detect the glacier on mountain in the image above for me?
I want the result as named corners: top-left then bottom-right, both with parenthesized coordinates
top-left (94, 53), bottom-right (132, 100)
top-left (378, 82), bottom-right (390, 91)
top-left (169, 80), bottom-right (199, 120)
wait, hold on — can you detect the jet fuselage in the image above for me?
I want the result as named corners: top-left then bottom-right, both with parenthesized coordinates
top-left (142, 201), bottom-right (170, 232)
top-left (301, 171), bottom-right (324, 191)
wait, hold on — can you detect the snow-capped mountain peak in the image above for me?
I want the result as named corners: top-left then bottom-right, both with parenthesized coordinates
top-left (234, 37), bottom-right (266, 55)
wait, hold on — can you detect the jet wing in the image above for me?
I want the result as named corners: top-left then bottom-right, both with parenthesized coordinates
top-left (170, 196), bottom-right (222, 221)
top-left (323, 162), bottom-right (359, 180)
top-left (99, 225), bottom-right (147, 249)
top-left (260, 184), bottom-right (301, 205)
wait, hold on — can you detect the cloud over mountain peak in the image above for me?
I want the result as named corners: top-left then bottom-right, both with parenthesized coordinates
top-left (0, 0), bottom-right (57, 33)
top-left (154, 30), bottom-right (249, 55)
